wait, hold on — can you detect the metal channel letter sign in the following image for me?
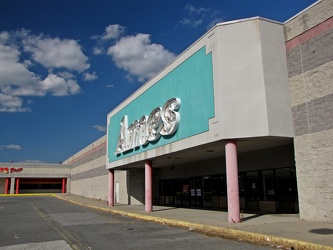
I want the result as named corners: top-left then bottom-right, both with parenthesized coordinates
top-left (115, 97), bottom-right (181, 155)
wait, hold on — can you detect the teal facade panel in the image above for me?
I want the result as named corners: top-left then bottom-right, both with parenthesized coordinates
top-left (108, 47), bottom-right (215, 162)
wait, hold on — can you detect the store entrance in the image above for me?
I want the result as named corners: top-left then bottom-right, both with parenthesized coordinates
top-left (189, 177), bottom-right (203, 207)
top-left (159, 167), bottom-right (298, 213)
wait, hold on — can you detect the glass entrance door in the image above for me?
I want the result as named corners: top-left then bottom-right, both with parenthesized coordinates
top-left (189, 177), bottom-right (203, 207)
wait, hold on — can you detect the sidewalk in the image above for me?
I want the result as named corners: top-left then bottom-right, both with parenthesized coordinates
top-left (53, 194), bottom-right (333, 250)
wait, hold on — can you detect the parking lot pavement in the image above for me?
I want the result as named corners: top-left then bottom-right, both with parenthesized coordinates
top-left (0, 195), bottom-right (273, 250)
top-left (54, 193), bottom-right (333, 249)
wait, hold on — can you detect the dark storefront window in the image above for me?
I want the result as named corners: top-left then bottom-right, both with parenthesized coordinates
top-left (275, 168), bottom-right (298, 212)
top-left (245, 171), bottom-right (260, 211)
top-left (261, 170), bottom-right (275, 201)
top-left (203, 176), bottom-right (212, 207)
top-left (159, 180), bottom-right (175, 205)
top-left (158, 166), bottom-right (298, 213)
top-left (175, 179), bottom-right (182, 205)
top-left (182, 179), bottom-right (190, 206)
top-left (212, 175), bottom-right (226, 196)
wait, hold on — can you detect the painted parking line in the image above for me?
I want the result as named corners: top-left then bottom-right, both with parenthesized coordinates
top-left (0, 194), bottom-right (55, 197)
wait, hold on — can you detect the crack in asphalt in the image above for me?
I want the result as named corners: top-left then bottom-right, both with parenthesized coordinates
top-left (30, 201), bottom-right (92, 250)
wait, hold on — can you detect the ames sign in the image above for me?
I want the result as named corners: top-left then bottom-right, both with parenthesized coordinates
top-left (115, 98), bottom-right (181, 154)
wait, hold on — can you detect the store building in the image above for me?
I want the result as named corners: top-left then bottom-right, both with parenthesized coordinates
top-left (2, 0), bottom-right (332, 223)
top-left (105, 0), bottom-right (332, 223)
top-left (0, 163), bottom-right (70, 194)
top-left (106, 16), bottom-right (296, 223)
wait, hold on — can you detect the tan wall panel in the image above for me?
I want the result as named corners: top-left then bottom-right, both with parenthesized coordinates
top-left (289, 55), bottom-right (333, 107)
top-left (285, 0), bottom-right (333, 41)
top-left (294, 129), bottom-right (333, 222)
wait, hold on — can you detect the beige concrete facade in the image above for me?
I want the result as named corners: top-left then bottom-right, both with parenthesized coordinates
top-left (63, 135), bottom-right (128, 203)
top-left (285, 0), bottom-right (333, 222)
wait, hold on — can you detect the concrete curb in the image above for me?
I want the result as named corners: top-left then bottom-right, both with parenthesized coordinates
top-left (52, 195), bottom-right (333, 250)
top-left (0, 194), bottom-right (53, 197)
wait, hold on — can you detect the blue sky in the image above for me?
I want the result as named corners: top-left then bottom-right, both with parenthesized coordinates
top-left (0, 0), bottom-right (317, 163)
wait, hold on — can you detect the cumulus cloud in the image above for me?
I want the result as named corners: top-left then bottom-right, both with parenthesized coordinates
top-left (40, 73), bottom-right (81, 96)
top-left (92, 24), bottom-right (125, 55)
top-left (93, 24), bottom-right (176, 82)
top-left (83, 71), bottom-right (98, 81)
top-left (0, 93), bottom-right (30, 112)
top-left (93, 125), bottom-right (107, 133)
top-left (107, 33), bottom-right (176, 82)
top-left (0, 29), bottom-right (88, 112)
top-left (102, 24), bottom-right (125, 41)
top-left (0, 43), bottom-right (39, 88)
top-left (177, 4), bottom-right (224, 29)
top-left (0, 144), bottom-right (22, 150)
top-left (93, 47), bottom-right (104, 55)
top-left (23, 36), bottom-right (90, 72)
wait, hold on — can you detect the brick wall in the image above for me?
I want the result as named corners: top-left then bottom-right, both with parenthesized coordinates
top-left (285, 0), bottom-right (333, 222)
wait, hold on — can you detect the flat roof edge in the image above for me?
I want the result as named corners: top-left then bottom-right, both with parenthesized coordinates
top-left (284, 0), bottom-right (322, 24)
top-left (215, 16), bottom-right (282, 27)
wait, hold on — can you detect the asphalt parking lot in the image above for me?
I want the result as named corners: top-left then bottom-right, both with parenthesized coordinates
top-left (0, 196), bottom-right (272, 249)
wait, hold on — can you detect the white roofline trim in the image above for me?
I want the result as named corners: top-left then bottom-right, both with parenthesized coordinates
top-left (284, 0), bottom-right (322, 24)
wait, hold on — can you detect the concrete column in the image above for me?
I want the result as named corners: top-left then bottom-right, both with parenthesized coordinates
top-left (145, 160), bottom-right (153, 212)
top-left (10, 178), bottom-right (15, 194)
top-left (66, 177), bottom-right (71, 194)
top-left (62, 178), bottom-right (66, 193)
top-left (15, 178), bottom-right (20, 194)
top-left (108, 169), bottom-right (115, 206)
top-left (225, 139), bottom-right (240, 223)
top-left (5, 178), bottom-right (9, 194)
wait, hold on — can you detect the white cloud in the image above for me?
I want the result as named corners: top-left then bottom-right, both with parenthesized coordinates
top-left (102, 24), bottom-right (125, 41)
top-left (24, 36), bottom-right (90, 72)
top-left (0, 44), bottom-right (39, 88)
top-left (0, 93), bottom-right (30, 112)
top-left (92, 24), bottom-right (176, 82)
top-left (177, 4), bottom-right (224, 29)
top-left (107, 33), bottom-right (176, 82)
top-left (92, 25), bottom-right (125, 55)
top-left (0, 29), bottom-right (88, 112)
top-left (106, 84), bottom-right (114, 88)
top-left (0, 31), bottom-right (10, 43)
top-left (93, 125), bottom-right (107, 133)
top-left (83, 71), bottom-right (98, 81)
top-left (93, 46), bottom-right (104, 55)
top-left (41, 73), bottom-right (81, 96)
top-left (0, 144), bottom-right (22, 150)
top-left (185, 4), bottom-right (210, 14)
top-left (58, 71), bottom-right (75, 79)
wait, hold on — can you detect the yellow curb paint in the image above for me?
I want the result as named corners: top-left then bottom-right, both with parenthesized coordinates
top-left (52, 195), bottom-right (333, 250)
top-left (0, 194), bottom-right (54, 197)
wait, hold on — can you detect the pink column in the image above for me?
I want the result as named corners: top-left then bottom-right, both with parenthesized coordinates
top-left (15, 178), bottom-right (20, 194)
top-left (62, 178), bottom-right (66, 193)
top-left (145, 160), bottom-right (153, 212)
top-left (225, 140), bottom-right (240, 223)
top-left (5, 178), bottom-right (9, 194)
top-left (108, 170), bottom-right (115, 206)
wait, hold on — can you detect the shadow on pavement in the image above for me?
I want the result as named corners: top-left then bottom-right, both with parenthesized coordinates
top-left (309, 228), bottom-right (333, 235)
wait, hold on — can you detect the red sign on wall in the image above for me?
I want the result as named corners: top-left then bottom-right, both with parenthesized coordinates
top-left (0, 167), bottom-right (23, 174)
